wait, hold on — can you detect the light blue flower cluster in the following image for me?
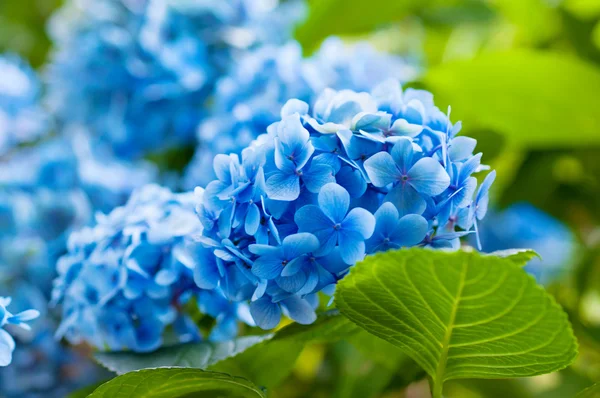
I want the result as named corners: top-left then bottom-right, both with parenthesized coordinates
top-left (0, 55), bottom-right (48, 156)
top-left (0, 135), bottom-right (155, 393)
top-left (184, 37), bottom-right (417, 188)
top-left (52, 184), bottom-right (249, 352)
top-left (0, 296), bottom-right (39, 367)
top-left (0, 284), bottom-right (107, 397)
top-left (479, 203), bottom-right (576, 284)
top-left (47, 0), bottom-right (304, 159)
top-left (193, 82), bottom-right (494, 329)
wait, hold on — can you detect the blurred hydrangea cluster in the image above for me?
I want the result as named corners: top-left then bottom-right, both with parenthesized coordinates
top-left (479, 203), bottom-right (576, 284)
top-left (46, 0), bottom-right (304, 159)
top-left (192, 81), bottom-right (494, 329)
top-left (0, 55), bottom-right (48, 155)
top-left (184, 37), bottom-right (417, 188)
top-left (1, 50), bottom-right (157, 392)
top-left (52, 185), bottom-right (250, 352)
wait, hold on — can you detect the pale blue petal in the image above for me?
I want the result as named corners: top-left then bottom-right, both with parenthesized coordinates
top-left (449, 136), bottom-right (477, 161)
top-left (342, 208), bottom-right (375, 239)
top-left (318, 183), bottom-right (350, 223)
top-left (245, 202), bottom-right (260, 235)
top-left (265, 171), bottom-right (300, 201)
top-left (281, 99), bottom-right (309, 118)
top-left (363, 152), bottom-right (400, 187)
top-left (407, 157), bottom-right (450, 196)
top-left (295, 205), bottom-right (332, 233)
top-left (250, 297), bottom-right (281, 329)
top-left (252, 255), bottom-right (283, 280)
top-left (390, 137), bottom-right (414, 174)
top-left (338, 230), bottom-right (366, 265)
top-left (385, 183), bottom-right (426, 216)
top-left (391, 214), bottom-right (428, 247)
top-left (282, 233), bottom-right (320, 259)
top-left (303, 163), bottom-right (335, 193)
top-left (281, 296), bottom-right (316, 325)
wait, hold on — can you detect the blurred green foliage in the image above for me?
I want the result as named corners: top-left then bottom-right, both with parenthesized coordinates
top-left (0, 0), bottom-right (62, 67)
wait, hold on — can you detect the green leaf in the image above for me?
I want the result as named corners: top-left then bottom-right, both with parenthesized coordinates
top-left (335, 248), bottom-right (578, 398)
top-left (67, 381), bottom-right (109, 398)
top-left (424, 51), bottom-right (600, 148)
top-left (88, 368), bottom-right (266, 398)
top-left (486, 249), bottom-right (540, 265)
top-left (295, 0), bottom-right (428, 52)
top-left (577, 383), bottom-right (600, 398)
top-left (94, 335), bottom-right (271, 375)
top-left (210, 310), bottom-right (359, 388)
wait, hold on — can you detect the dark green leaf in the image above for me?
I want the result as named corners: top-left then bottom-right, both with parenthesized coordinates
top-left (424, 51), bottom-right (600, 148)
top-left (336, 248), bottom-right (578, 398)
top-left (88, 368), bottom-right (266, 398)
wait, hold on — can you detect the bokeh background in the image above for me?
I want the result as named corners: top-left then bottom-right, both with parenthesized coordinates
top-left (1, 0), bottom-right (599, 397)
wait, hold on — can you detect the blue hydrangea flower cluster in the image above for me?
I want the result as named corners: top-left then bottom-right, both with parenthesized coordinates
top-left (0, 135), bottom-right (155, 393)
top-left (478, 203), bottom-right (576, 284)
top-left (0, 284), bottom-right (106, 397)
top-left (52, 184), bottom-right (249, 352)
top-left (47, 0), bottom-right (304, 159)
top-left (193, 81), bottom-right (494, 329)
top-left (0, 296), bottom-right (39, 367)
top-left (184, 37), bottom-right (417, 188)
top-left (0, 55), bottom-right (48, 156)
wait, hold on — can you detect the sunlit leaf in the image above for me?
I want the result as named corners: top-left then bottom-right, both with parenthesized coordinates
top-left (424, 51), bottom-right (600, 148)
top-left (577, 382), bottom-right (600, 397)
top-left (336, 248), bottom-right (578, 397)
top-left (486, 249), bottom-right (540, 265)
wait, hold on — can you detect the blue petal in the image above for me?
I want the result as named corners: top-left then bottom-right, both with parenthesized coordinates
top-left (276, 271), bottom-right (308, 293)
top-left (213, 154), bottom-right (232, 182)
top-left (281, 99), bottom-right (309, 117)
top-left (338, 230), bottom-right (367, 264)
top-left (458, 153), bottom-right (482, 183)
top-left (391, 214), bottom-right (429, 247)
top-left (252, 254), bottom-right (284, 280)
top-left (363, 152), bottom-right (400, 187)
top-left (449, 136), bottom-right (477, 161)
top-left (245, 202), bottom-right (261, 235)
top-left (282, 233), bottom-right (320, 259)
top-left (265, 171), bottom-right (300, 201)
top-left (475, 170), bottom-right (496, 220)
top-left (342, 208), bottom-right (375, 239)
top-left (373, 202), bottom-right (400, 236)
top-left (389, 118), bottom-right (422, 137)
top-left (303, 162), bottom-right (335, 193)
top-left (390, 138), bottom-right (415, 174)
top-left (281, 296), bottom-right (316, 325)
top-left (336, 166), bottom-right (367, 198)
top-left (385, 183), bottom-right (426, 216)
top-left (407, 157), bottom-right (450, 196)
top-left (0, 329), bottom-right (15, 366)
top-left (295, 205), bottom-right (333, 233)
top-left (193, 252), bottom-right (220, 290)
top-left (250, 297), bottom-right (281, 329)
top-left (318, 247), bottom-right (348, 274)
top-left (318, 183), bottom-right (350, 223)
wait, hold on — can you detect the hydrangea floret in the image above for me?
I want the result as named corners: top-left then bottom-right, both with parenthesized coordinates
top-left (47, 0), bottom-right (303, 159)
top-left (0, 55), bottom-right (48, 155)
top-left (52, 185), bottom-right (249, 352)
top-left (193, 80), bottom-right (494, 329)
top-left (0, 296), bottom-right (39, 366)
top-left (184, 37), bottom-right (417, 188)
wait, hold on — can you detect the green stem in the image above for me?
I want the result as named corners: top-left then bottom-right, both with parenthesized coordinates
top-left (432, 379), bottom-right (444, 398)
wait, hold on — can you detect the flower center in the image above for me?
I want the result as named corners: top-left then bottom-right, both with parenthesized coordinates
top-left (383, 237), bottom-right (390, 244)
top-left (401, 175), bottom-right (409, 182)
top-left (281, 260), bottom-right (288, 266)
top-left (333, 223), bottom-right (341, 230)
